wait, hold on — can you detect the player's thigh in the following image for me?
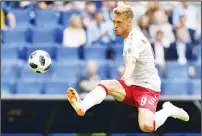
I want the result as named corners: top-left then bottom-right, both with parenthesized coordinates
top-left (134, 87), bottom-right (160, 132)
top-left (99, 79), bottom-right (126, 101)
top-left (134, 86), bottom-right (160, 114)
top-left (138, 108), bottom-right (155, 132)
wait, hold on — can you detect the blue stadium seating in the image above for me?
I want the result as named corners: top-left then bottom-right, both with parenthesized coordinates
top-left (196, 45), bottom-right (201, 60)
top-left (94, 60), bottom-right (109, 79)
top-left (115, 36), bottom-right (124, 44)
top-left (31, 28), bottom-right (56, 43)
top-left (1, 80), bottom-right (16, 94)
top-left (166, 61), bottom-right (189, 79)
top-left (80, 60), bottom-right (110, 79)
top-left (2, 29), bottom-right (27, 43)
top-left (16, 80), bottom-right (43, 94)
top-left (34, 9), bottom-right (60, 28)
top-left (44, 80), bottom-right (68, 94)
top-left (155, 64), bottom-right (165, 78)
top-left (193, 62), bottom-right (201, 78)
top-left (161, 79), bottom-right (191, 95)
top-left (109, 61), bottom-right (124, 79)
top-left (83, 46), bottom-right (107, 60)
top-left (52, 63), bottom-right (81, 87)
top-left (10, 9), bottom-right (32, 29)
top-left (20, 64), bottom-right (52, 81)
top-left (55, 27), bottom-right (63, 43)
top-left (60, 10), bottom-right (81, 27)
top-left (2, 61), bottom-right (22, 81)
top-left (1, 46), bottom-right (19, 61)
top-left (25, 44), bottom-right (56, 60)
top-left (190, 79), bottom-right (201, 95)
top-left (1, 7), bottom-right (201, 96)
top-left (112, 46), bottom-right (124, 61)
top-left (56, 46), bottom-right (79, 61)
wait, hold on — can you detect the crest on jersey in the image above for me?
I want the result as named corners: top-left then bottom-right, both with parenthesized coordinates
top-left (128, 48), bottom-right (132, 54)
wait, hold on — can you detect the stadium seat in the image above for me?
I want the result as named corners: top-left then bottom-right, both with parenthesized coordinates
top-left (166, 61), bottom-right (189, 79)
top-left (115, 36), bottom-right (124, 44)
top-left (31, 28), bottom-right (56, 43)
top-left (83, 46), bottom-right (107, 61)
top-left (16, 80), bottom-right (43, 94)
top-left (112, 46), bottom-right (124, 61)
top-left (20, 64), bottom-right (52, 81)
top-left (102, 61), bottom-right (114, 79)
top-left (2, 29), bottom-right (27, 43)
top-left (10, 9), bottom-right (32, 29)
top-left (1, 46), bottom-right (19, 61)
top-left (81, 60), bottom-right (110, 79)
top-left (56, 46), bottom-right (79, 61)
top-left (161, 79), bottom-right (190, 95)
top-left (44, 80), bottom-right (68, 94)
top-left (109, 61), bottom-right (124, 79)
top-left (60, 10), bottom-right (81, 27)
top-left (34, 9), bottom-right (60, 28)
top-left (155, 64), bottom-right (165, 78)
top-left (2, 61), bottom-right (22, 81)
top-left (196, 45), bottom-right (201, 60)
top-left (55, 27), bottom-right (63, 44)
top-left (193, 63), bottom-right (201, 78)
top-left (52, 63), bottom-right (81, 88)
top-left (190, 79), bottom-right (201, 95)
top-left (25, 44), bottom-right (56, 60)
top-left (1, 80), bottom-right (16, 94)
top-left (91, 41), bottom-right (102, 46)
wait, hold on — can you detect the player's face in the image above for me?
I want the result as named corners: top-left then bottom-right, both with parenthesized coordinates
top-left (112, 14), bottom-right (129, 36)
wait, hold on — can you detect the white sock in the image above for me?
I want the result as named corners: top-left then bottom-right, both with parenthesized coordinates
top-left (154, 108), bottom-right (172, 131)
top-left (81, 86), bottom-right (107, 112)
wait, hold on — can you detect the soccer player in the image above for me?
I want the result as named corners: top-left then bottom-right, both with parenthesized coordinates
top-left (67, 5), bottom-right (189, 132)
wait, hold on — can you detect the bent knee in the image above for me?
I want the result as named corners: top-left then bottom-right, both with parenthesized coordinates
top-left (139, 122), bottom-right (154, 132)
top-left (98, 80), bottom-right (123, 93)
top-left (98, 80), bottom-right (109, 86)
top-left (98, 80), bottom-right (119, 89)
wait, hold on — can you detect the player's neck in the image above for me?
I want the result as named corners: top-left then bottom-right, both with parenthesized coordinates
top-left (122, 27), bottom-right (132, 39)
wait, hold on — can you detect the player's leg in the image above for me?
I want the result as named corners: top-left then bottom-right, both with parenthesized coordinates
top-left (81, 79), bottom-right (125, 112)
top-left (138, 102), bottom-right (190, 132)
top-left (138, 108), bottom-right (155, 132)
top-left (138, 107), bottom-right (174, 132)
top-left (135, 87), bottom-right (190, 132)
top-left (67, 79), bottom-right (126, 116)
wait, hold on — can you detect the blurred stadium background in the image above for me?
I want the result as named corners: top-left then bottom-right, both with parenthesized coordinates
top-left (1, 1), bottom-right (201, 136)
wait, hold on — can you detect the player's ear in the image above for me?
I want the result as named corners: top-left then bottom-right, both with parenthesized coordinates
top-left (127, 19), bottom-right (131, 26)
top-left (128, 18), bottom-right (132, 24)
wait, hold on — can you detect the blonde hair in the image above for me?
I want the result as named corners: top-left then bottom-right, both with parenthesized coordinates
top-left (113, 5), bottom-right (134, 19)
top-left (69, 14), bottom-right (82, 29)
